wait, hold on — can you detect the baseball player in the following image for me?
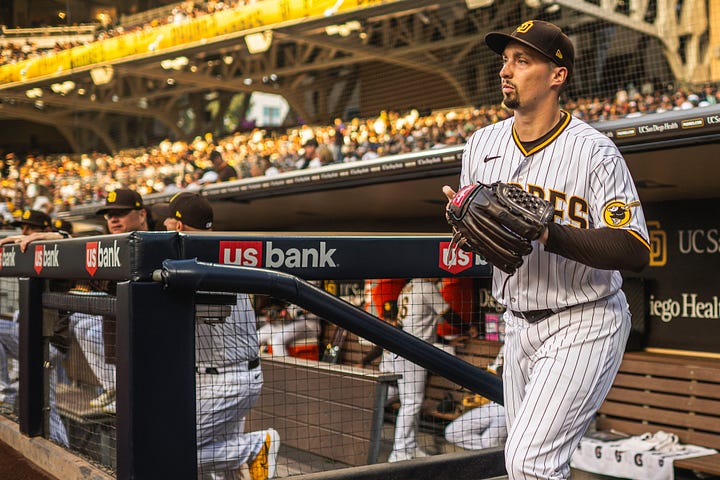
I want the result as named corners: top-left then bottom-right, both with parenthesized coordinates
top-left (444, 401), bottom-right (506, 451)
top-left (84, 188), bottom-right (150, 413)
top-left (444, 347), bottom-right (506, 450)
top-left (443, 20), bottom-right (650, 479)
top-left (0, 209), bottom-right (69, 446)
top-left (1, 192), bottom-right (149, 415)
top-left (256, 301), bottom-right (321, 357)
top-left (153, 192), bottom-right (279, 480)
top-left (380, 278), bottom-right (467, 463)
top-left (363, 279), bottom-right (408, 319)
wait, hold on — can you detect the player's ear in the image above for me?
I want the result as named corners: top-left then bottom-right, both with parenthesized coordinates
top-left (551, 66), bottom-right (568, 87)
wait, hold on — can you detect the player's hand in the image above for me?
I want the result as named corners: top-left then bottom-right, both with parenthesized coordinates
top-left (0, 235), bottom-right (23, 248)
top-left (20, 232), bottom-right (64, 251)
top-left (0, 232), bottom-right (65, 252)
top-left (447, 336), bottom-right (468, 346)
top-left (442, 185), bottom-right (456, 203)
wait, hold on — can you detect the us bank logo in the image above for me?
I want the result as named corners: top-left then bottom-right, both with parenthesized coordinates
top-left (439, 242), bottom-right (487, 274)
top-left (647, 220), bottom-right (666, 267)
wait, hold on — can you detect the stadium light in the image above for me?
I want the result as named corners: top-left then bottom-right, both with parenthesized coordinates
top-left (90, 66), bottom-right (114, 85)
top-left (325, 21), bottom-right (361, 37)
top-left (51, 80), bottom-right (75, 95)
top-left (25, 88), bottom-right (43, 99)
top-left (161, 56), bottom-right (189, 71)
top-left (465, 0), bottom-right (494, 8)
top-left (245, 31), bottom-right (273, 54)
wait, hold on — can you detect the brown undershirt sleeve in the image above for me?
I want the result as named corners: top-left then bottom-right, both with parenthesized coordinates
top-left (544, 223), bottom-right (649, 273)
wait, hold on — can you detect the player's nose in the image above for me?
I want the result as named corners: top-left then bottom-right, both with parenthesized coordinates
top-left (500, 61), bottom-right (512, 78)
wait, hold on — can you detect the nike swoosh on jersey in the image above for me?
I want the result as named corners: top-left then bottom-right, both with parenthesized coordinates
top-left (484, 155), bottom-right (501, 163)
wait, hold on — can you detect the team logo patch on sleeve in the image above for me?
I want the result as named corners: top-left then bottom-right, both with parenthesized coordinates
top-left (602, 200), bottom-right (640, 228)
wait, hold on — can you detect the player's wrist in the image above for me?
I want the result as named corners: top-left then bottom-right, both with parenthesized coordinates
top-left (538, 227), bottom-right (549, 244)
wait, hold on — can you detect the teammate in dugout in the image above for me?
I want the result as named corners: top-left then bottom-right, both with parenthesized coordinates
top-left (1, 191), bottom-right (150, 415)
top-left (379, 278), bottom-right (472, 463)
top-left (444, 347), bottom-right (506, 451)
top-left (153, 191), bottom-right (279, 480)
top-left (442, 20), bottom-right (650, 479)
top-left (0, 209), bottom-right (70, 446)
top-left (256, 299), bottom-right (322, 357)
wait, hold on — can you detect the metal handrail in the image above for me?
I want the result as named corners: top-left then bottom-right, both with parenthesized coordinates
top-left (153, 258), bottom-right (505, 405)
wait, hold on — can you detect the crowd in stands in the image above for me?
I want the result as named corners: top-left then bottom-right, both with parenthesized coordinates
top-left (0, 80), bottom-right (718, 225)
top-left (1, 0), bottom-right (259, 67)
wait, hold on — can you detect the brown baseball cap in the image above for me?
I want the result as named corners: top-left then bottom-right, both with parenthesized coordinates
top-left (52, 218), bottom-right (74, 234)
top-left (11, 209), bottom-right (52, 229)
top-left (485, 20), bottom-right (574, 78)
top-left (152, 192), bottom-right (213, 230)
top-left (96, 189), bottom-right (144, 215)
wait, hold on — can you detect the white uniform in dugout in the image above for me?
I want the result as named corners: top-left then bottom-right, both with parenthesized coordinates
top-left (195, 294), bottom-right (267, 477)
top-left (380, 278), bottom-right (451, 463)
top-left (460, 114), bottom-right (650, 478)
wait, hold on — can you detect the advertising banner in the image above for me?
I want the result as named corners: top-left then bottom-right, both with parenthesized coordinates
top-left (0, 232), bottom-right (177, 281)
top-left (640, 200), bottom-right (720, 353)
top-left (180, 234), bottom-right (492, 280)
top-left (0, 232), bottom-right (491, 281)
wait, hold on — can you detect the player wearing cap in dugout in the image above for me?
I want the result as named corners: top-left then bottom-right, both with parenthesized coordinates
top-left (70, 188), bottom-right (151, 415)
top-left (443, 20), bottom-right (650, 479)
top-left (153, 192), bottom-right (280, 480)
top-left (0, 209), bottom-right (70, 446)
top-left (10, 209), bottom-right (52, 235)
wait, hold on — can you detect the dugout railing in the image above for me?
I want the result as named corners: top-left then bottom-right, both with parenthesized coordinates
top-left (0, 231), bottom-right (504, 479)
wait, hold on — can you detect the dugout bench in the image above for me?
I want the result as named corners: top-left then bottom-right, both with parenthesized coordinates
top-left (594, 351), bottom-right (720, 477)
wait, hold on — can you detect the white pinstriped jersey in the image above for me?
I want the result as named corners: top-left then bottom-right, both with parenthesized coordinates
top-left (397, 278), bottom-right (450, 343)
top-left (460, 113), bottom-right (649, 311)
top-left (195, 293), bottom-right (259, 367)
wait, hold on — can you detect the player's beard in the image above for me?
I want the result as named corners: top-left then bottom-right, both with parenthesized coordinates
top-left (503, 86), bottom-right (519, 110)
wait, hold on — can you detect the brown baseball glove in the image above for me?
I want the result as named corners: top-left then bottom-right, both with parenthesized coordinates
top-left (446, 182), bottom-right (554, 274)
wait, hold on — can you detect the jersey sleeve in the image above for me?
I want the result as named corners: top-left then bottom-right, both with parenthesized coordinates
top-left (459, 131), bottom-right (479, 189)
top-left (588, 153), bottom-right (650, 248)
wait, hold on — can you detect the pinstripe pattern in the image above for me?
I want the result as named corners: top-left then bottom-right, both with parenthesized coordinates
top-left (503, 293), bottom-right (630, 479)
top-left (195, 294), bottom-right (259, 367)
top-left (459, 113), bottom-right (647, 479)
top-left (195, 294), bottom-right (265, 476)
top-left (460, 114), bottom-right (649, 311)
